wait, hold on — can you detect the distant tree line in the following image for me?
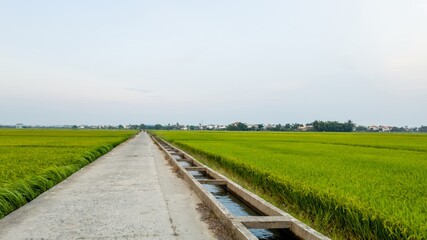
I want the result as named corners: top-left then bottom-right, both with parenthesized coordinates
top-left (122, 122), bottom-right (427, 133)
top-left (4, 122), bottom-right (425, 132)
top-left (224, 120), bottom-right (356, 132)
top-left (225, 122), bottom-right (304, 131)
top-left (144, 123), bottom-right (183, 130)
top-left (311, 120), bottom-right (355, 132)
top-left (226, 122), bottom-right (249, 131)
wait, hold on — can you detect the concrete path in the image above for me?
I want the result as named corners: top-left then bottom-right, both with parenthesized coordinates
top-left (0, 132), bottom-right (216, 240)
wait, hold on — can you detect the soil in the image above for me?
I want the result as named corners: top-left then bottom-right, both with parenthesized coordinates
top-left (196, 203), bottom-right (234, 240)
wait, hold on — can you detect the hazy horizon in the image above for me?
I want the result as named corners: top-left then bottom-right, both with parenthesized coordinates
top-left (2, 120), bottom-right (426, 128)
top-left (1, 1), bottom-right (426, 127)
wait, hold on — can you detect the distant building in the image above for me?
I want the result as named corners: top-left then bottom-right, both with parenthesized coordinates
top-left (368, 125), bottom-right (392, 132)
top-left (298, 124), bottom-right (314, 131)
top-left (16, 123), bottom-right (24, 129)
top-left (218, 125), bottom-right (227, 130)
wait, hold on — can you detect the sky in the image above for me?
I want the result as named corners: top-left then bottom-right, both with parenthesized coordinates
top-left (1, 1), bottom-right (426, 126)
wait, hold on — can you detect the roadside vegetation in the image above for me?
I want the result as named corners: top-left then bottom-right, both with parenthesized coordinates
top-left (0, 129), bottom-right (137, 219)
top-left (153, 130), bottom-right (427, 240)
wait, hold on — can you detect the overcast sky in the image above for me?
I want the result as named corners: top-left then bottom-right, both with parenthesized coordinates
top-left (1, 1), bottom-right (426, 126)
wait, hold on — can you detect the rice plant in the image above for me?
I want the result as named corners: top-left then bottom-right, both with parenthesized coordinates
top-left (0, 129), bottom-right (137, 219)
top-left (153, 130), bottom-right (427, 240)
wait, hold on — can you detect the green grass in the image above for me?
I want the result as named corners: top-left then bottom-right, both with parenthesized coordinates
top-left (152, 131), bottom-right (427, 240)
top-left (0, 129), bottom-right (137, 218)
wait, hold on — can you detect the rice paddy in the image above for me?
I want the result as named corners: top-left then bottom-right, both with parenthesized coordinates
top-left (0, 129), bottom-right (137, 219)
top-left (152, 131), bottom-right (427, 240)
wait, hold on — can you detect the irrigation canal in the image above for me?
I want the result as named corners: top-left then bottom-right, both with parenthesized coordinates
top-left (0, 132), bottom-right (215, 240)
top-left (152, 135), bottom-right (329, 240)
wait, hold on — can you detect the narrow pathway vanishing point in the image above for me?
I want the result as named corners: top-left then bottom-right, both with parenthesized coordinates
top-left (0, 132), bottom-right (216, 240)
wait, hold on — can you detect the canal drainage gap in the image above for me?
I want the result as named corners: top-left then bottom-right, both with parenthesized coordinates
top-left (150, 134), bottom-right (329, 240)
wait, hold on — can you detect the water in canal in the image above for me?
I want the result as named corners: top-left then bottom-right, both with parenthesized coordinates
top-left (188, 170), bottom-right (214, 180)
top-left (163, 144), bottom-right (302, 239)
top-left (178, 161), bottom-right (193, 168)
top-left (171, 154), bottom-right (183, 160)
top-left (201, 183), bottom-right (300, 240)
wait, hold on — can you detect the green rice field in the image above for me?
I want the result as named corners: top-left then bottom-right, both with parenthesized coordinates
top-left (0, 129), bottom-right (137, 219)
top-left (153, 131), bottom-right (427, 240)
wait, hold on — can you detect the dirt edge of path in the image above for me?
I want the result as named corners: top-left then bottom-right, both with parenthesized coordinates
top-left (196, 202), bottom-right (234, 240)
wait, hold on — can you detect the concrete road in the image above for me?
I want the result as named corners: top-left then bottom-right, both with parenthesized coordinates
top-left (0, 132), bottom-right (216, 240)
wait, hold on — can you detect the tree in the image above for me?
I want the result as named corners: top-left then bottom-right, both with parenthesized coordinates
top-left (344, 120), bottom-right (355, 132)
top-left (391, 127), bottom-right (405, 132)
top-left (237, 122), bottom-right (248, 131)
top-left (226, 122), bottom-right (248, 131)
top-left (311, 120), bottom-right (355, 132)
top-left (355, 125), bottom-right (367, 132)
top-left (418, 126), bottom-right (427, 132)
top-left (291, 123), bottom-right (303, 130)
